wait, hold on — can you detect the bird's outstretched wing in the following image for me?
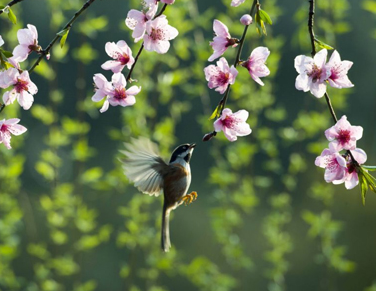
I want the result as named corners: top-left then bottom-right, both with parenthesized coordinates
top-left (120, 137), bottom-right (168, 196)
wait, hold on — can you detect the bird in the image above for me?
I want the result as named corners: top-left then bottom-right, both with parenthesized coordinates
top-left (120, 137), bottom-right (197, 252)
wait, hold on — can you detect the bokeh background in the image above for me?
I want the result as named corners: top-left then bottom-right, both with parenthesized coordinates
top-left (1, 0), bottom-right (376, 290)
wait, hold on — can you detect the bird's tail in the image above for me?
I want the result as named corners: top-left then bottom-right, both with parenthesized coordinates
top-left (161, 202), bottom-right (171, 252)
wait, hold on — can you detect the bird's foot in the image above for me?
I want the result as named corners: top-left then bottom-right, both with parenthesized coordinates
top-left (180, 191), bottom-right (198, 205)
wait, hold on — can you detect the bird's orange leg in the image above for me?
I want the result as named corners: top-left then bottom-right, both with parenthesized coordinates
top-left (180, 191), bottom-right (198, 205)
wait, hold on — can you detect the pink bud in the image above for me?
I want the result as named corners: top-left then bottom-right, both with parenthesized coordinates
top-left (46, 53), bottom-right (50, 60)
top-left (160, 0), bottom-right (175, 4)
top-left (240, 14), bottom-right (253, 25)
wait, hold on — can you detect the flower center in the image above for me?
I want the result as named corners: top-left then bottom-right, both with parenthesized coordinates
top-left (114, 88), bottom-right (127, 100)
top-left (150, 28), bottom-right (164, 41)
top-left (14, 79), bottom-right (29, 93)
top-left (222, 116), bottom-right (238, 129)
top-left (308, 64), bottom-right (323, 83)
top-left (117, 53), bottom-right (130, 65)
top-left (0, 123), bottom-right (7, 133)
top-left (217, 72), bottom-right (229, 85)
top-left (337, 129), bottom-right (351, 144)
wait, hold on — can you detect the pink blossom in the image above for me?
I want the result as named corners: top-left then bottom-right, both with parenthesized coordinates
top-left (143, 15), bottom-right (178, 54)
top-left (231, 0), bottom-right (246, 6)
top-left (325, 115), bottom-right (363, 151)
top-left (208, 20), bottom-right (238, 62)
top-left (0, 35), bottom-right (4, 47)
top-left (240, 14), bottom-right (253, 25)
top-left (326, 50), bottom-right (354, 89)
top-left (101, 41), bottom-right (135, 73)
top-left (315, 147), bottom-right (347, 183)
top-left (204, 57), bottom-right (238, 94)
top-left (126, 9), bottom-right (153, 43)
top-left (295, 49), bottom-right (330, 98)
top-left (12, 24), bottom-right (41, 63)
top-left (161, 0), bottom-right (175, 4)
top-left (0, 68), bottom-right (37, 110)
top-left (0, 118), bottom-right (27, 149)
top-left (241, 47), bottom-right (270, 86)
top-left (334, 148), bottom-right (367, 189)
top-left (214, 108), bottom-right (252, 141)
top-left (92, 73), bottom-right (141, 113)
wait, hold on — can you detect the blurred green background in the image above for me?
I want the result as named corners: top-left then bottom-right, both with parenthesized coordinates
top-left (1, 0), bottom-right (376, 290)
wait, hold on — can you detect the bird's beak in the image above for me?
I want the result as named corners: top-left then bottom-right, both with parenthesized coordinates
top-left (189, 143), bottom-right (196, 149)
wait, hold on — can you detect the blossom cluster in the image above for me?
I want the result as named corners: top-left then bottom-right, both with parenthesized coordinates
top-left (204, 12), bottom-right (270, 142)
top-left (92, 0), bottom-right (178, 112)
top-left (295, 49), bottom-right (353, 98)
top-left (315, 115), bottom-right (365, 189)
top-left (0, 25), bottom-right (42, 149)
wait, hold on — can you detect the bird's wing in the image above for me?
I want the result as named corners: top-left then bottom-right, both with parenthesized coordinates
top-left (120, 137), bottom-right (168, 196)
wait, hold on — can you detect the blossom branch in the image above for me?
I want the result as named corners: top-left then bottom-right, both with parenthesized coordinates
top-left (203, 0), bottom-right (259, 141)
top-left (126, 3), bottom-right (168, 82)
top-left (0, 0), bottom-right (97, 114)
top-left (0, 0), bottom-right (25, 15)
top-left (29, 0), bottom-right (96, 73)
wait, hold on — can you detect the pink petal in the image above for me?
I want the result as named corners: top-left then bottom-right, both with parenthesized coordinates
top-left (18, 91), bottom-right (34, 110)
top-left (126, 86), bottom-right (141, 95)
top-left (99, 100), bottom-right (110, 113)
top-left (101, 60), bottom-right (125, 73)
top-left (213, 20), bottom-right (230, 38)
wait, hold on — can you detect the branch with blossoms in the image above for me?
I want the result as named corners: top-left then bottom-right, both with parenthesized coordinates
top-left (91, 0), bottom-right (178, 113)
top-left (202, 0), bottom-right (272, 142)
top-left (294, 0), bottom-right (376, 204)
top-left (0, 0), bottom-right (97, 149)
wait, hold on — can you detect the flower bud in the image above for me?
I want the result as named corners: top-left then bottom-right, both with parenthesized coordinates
top-left (240, 14), bottom-right (253, 25)
top-left (160, 0), bottom-right (175, 4)
top-left (202, 132), bottom-right (216, 142)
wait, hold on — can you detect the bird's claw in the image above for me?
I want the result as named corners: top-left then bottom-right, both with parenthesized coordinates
top-left (181, 191), bottom-right (198, 205)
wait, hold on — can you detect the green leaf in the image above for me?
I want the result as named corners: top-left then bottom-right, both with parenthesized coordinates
top-left (362, 165), bottom-right (376, 171)
top-left (255, 11), bottom-right (267, 36)
top-left (7, 7), bottom-right (17, 24)
top-left (1, 50), bottom-right (13, 58)
top-left (57, 29), bottom-right (70, 48)
top-left (359, 173), bottom-right (368, 205)
top-left (258, 9), bottom-right (273, 25)
top-left (209, 105), bottom-right (221, 120)
top-left (314, 38), bottom-right (334, 50)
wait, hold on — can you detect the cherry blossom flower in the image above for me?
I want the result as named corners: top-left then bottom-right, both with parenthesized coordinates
top-left (12, 24), bottom-right (41, 63)
top-left (295, 48), bottom-right (330, 98)
top-left (0, 68), bottom-right (37, 110)
top-left (126, 10), bottom-right (150, 43)
top-left (214, 108), bottom-right (252, 141)
top-left (92, 73), bottom-right (141, 113)
top-left (326, 50), bottom-right (354, 89)
top-left (208, 20), bottom-right (238, 62)
top-left (143, 15), bottom-right (178, 54)
top-left (240, 14), bottom-right (253, 25)
top-left (0, 118), bottom-right (27, 149)
top-left (334, 148), bottom-right (367, 189)
top-left (231, 0), bottom-right (246, 6)
top-left (315, 146), bottom-right (347, 183)
top-left (0, 35), bottom-right (4, 47)
top-left (101, 41), bottom-right (135, 73)
top-left (204, 57), bottom-right (238, 94)
top-left (325, 115), bottom-right (363, 151)
top-left (241, 47), bottom-right (270, 86)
